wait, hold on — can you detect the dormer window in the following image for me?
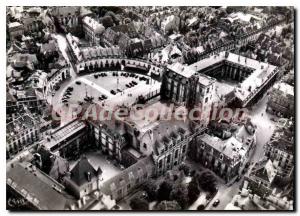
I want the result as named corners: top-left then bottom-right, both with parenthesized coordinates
top-left (219, 154), bottom-right (224, 161)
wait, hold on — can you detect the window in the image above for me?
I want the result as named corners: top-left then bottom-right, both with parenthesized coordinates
top-left (143, 143), bottom-right (147, 150)
top-left (167, 155), bottom-right (171, 163)
top-left (219, 154), bottom-right (224, 160)
top-left (205, 97), bottom-right (208, 103)
top-left (182, 145), bottom-right (186, 153)
top-left (127, 184), bottom-right (131, 190)
top-left (175, 150), bottom-right (179, 158)
top-left (206, 87), bottom-right (209, 93)
top-left (158, 160), bottom-right (162, 168)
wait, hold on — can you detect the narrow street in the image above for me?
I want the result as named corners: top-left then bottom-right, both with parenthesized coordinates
top-left (205, 93), bottom-right (277, 210)
top-left (52, 33), bottom-right (77, 78)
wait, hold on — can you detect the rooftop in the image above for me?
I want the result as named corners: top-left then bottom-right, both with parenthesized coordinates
top-left (66, 33), bottom-right (82, 62)
top-left (168, 62), bottom-right (195, 78)
top-left (43, 120), bottom-right (86, 151)
top-left (198, 131), bottom-right (252, 163)
top-left (82, 16), bottom-right (105, 34)
top-left (7, 162), bottom-right (74, 210)
top-left (250, 159), bottom-right (278, 183)
top-left (225, 12), bottom-right (262, 23)
top-left (81, 46), bottom-right (121, 60)
top-left (273, 82), bottom-right (294, 96)
top-left (7, 113), bottom-right (38, 141)
top-left (8, 22), bottom-right (23, 29)
top-left (40, 40), bottom-right (58, 54)
top-left (69, 156), bottom-right (101, 187)
top-left (189, 52), bottom-right (277, 101)
top-left (101, 156), bottom-right (154, 195)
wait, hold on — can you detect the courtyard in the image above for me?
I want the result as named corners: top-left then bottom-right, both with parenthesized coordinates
top-left (69, 150), bottom-right (122, 182)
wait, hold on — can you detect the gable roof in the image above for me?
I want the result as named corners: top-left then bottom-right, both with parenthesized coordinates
top-left (70, 156), bottom-right (101, 186)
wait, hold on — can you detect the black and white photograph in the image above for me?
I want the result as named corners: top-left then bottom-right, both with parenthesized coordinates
top-left (4, 3), bottom-right (296, 212)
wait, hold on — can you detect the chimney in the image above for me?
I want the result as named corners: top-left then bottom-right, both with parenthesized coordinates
top-left (86, 172), bottom-right (91, 182)
top-left (82, 196), bottom-right (87, 205)
top-left (77, 200), bottom-right (82, 209)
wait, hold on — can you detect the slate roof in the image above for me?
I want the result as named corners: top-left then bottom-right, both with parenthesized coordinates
top-left (251, 159), bottom-right (278, 183)
top-left (101, 156), bottom-right (154, 195)
top-left (7, 163), bottom-right (74, 210)
top-left (70, 156), bottom-right (102, 187)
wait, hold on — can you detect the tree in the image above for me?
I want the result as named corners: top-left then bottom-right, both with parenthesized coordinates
top-left (105, 11), bottom-right (120, 25)
top-left (157, 180), bottom-right (173, 201)
top-left (197, 171), bottom-right (217, 193)
top-left (170, 185), bottom-right (189, 209)
top-left (155, 200), bottom-right (181, 210)
top-left (101, 16), bottom-right (114, 28)
top-left (188, 176), bottom-right (201, 204)
top-left (129, 197), bottom-right (149, 210)
top-left (197, 204), bottom-right (205, 210)
top-left (143, 179), bottom-right (157, 201)
top-left (178, 163), bottom-right (191, 176)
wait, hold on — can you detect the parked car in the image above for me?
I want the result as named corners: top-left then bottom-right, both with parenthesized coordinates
top-left (110, 90), bottom-right (116, 95)
top-left (54, 86), bottom-right (60, 91)
top-left (75, 81), bottom-right (81, 85)
top-left (212, 199), bottom-right (220, 207)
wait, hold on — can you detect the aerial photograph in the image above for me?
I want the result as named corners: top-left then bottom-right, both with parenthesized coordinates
top-left (6, 6), bottom-right (294, 211)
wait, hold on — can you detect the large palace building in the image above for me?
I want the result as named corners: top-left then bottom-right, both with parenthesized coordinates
top-left (162, 62), bottom-right (216, 127)
top-left (189, 51), bottom-right (279, 108)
